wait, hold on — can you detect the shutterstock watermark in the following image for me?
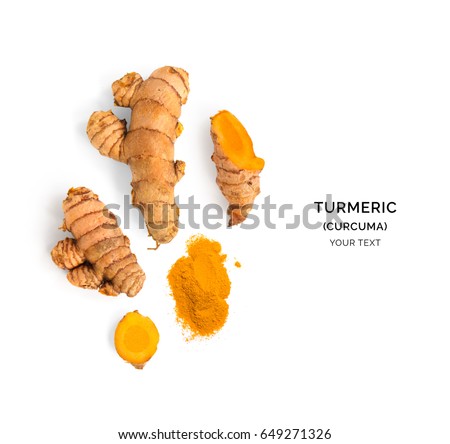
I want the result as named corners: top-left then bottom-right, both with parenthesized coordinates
top-left (103, 194), bottom-right (343, 231)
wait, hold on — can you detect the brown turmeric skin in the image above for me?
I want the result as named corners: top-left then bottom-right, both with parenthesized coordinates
top-left (87, 66), bottom-right (189, 246)
top-left (167, 235), bottom-right (231, 339)
top-left (51, 187), bottom-right (145, 297)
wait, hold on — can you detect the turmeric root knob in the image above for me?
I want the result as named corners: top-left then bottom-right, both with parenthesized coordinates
top-left (210, 110), bottom-right (265, 226)
top-left (51, 187), bottom-right (145, 297)
top-left (114, 311), bottom-right (160, 369)
top-left (87, 66), bottom-right (190, 245)
top-left (51, 238), bottom-right (85, 270)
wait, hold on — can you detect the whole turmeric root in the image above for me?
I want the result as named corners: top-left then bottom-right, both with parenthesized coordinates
top-left (51, 187), bottom-right (145, 297)
top-left (210, 110), bottom-right (265, 226)
top-left (87, 66), bottom-right (189, 246)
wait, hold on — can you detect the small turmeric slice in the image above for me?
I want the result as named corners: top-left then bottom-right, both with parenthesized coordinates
top-left (114, 311), bottom-right (159, 369)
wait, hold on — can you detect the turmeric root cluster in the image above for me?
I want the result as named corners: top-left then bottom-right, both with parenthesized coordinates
top-left (51, 187), bottom-right (145, 297)
top-left (50, 66), bottom-right (266, 369)
top-left (87, 66), bottom-right (189, 245)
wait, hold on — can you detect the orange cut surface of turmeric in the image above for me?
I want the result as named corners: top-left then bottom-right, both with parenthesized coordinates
top-left (211, 110), bottom-right (264, 171)
top-left (167, 235), bottom-right (231, 339)
top-left (210, 110), bottom-right (265, 226)
top-left (114, 311), bottom-right (159, 369)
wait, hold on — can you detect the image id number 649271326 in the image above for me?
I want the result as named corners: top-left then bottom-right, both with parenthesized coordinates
top-left (259, 429), bottom-right (331, 439)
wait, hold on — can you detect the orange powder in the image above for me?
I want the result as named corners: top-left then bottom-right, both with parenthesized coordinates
top-left (167, 235), bottom-right (231, 339)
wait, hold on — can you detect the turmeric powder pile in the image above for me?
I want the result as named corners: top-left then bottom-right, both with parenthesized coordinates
top-left (167, 235), bottom-right (231, 339)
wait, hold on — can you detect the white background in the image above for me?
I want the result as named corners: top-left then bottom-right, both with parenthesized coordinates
top-left (1, 1), bottom-right (449, 443)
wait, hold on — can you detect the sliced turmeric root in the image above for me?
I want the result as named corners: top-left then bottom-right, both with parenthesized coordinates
top-left (210, 110), bottom-right (265, 226)
top-left (114, 311), bottom-right (159, 369)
